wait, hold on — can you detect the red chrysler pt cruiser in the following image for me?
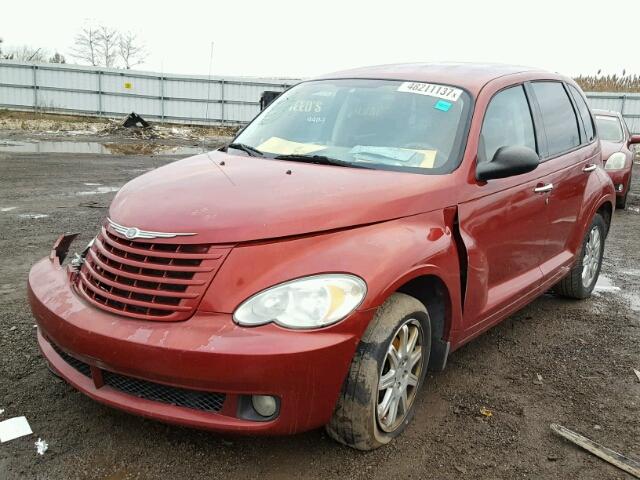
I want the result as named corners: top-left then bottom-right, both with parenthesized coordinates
top-left (28, 63), bottom-right (615, 450)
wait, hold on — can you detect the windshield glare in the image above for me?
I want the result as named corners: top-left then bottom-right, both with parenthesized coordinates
top-left (234, 79), bottom-right (471, 173)
top-left (595, 115), bottom-right (624, 142)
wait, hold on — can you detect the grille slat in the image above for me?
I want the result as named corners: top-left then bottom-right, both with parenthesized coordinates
top-left (77, 223), bottom-right (230, 321)
top-left (50, 342), bottom-right (225, 413)
top-left (94, 237), bottom-right (214, 273)
top-left (88, 250), bottom-right (205, 286)
top-left (83, 261), bottom-right (198, 299)
top-left (101, 227), bottom-right (223, 260)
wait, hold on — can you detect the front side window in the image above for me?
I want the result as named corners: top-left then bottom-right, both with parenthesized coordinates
top-left (568, 85), bottom-right (595, 143)
top-left (479, 85), bottom-right (536, 163)
top-left (233, 79), bottom-right (472, 174)
top-left (531, 82), bottom-right (581, 157)
top-left (595, 115), bottom-right (624, 143)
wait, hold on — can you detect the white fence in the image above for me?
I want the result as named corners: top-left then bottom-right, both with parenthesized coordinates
top-left (0, 60), bottom-right (297, 125)
top-left (2, 60), bottom-right (640, 131)
top-left (585, 92), bottom-right (640, 133)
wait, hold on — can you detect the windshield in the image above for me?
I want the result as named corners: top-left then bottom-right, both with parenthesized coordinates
top-left (233, 79), bottom-right (472, 174)
top-left (595, 115), bottom-right (624, 142)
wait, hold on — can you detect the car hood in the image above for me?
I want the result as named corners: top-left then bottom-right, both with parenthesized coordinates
top-left (108, 151), bottom-right (450, 244)
top-left (600, 140), bottom-right (623, 159)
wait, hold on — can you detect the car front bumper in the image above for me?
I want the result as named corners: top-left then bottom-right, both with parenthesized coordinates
top-left (28, 245), bottom-right (373, 435)
top-left (606, 168), bottom-right (632, 197)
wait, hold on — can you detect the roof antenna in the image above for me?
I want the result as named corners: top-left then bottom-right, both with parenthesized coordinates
top-left (202, 41), bottom-right (235, 185)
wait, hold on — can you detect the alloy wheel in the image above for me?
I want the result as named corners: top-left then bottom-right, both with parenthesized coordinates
top-left (376, 318), bottom-right (424, 432)
top-left (582, 225), bottom-right (602, 288)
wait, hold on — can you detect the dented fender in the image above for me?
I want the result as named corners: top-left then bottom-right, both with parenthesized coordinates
top-left (200, 211), bottom-right (463, 339)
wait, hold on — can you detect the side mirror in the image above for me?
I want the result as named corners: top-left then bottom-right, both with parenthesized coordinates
top-left (628, 134), bottom-right (640, 146)
top-left (476, 145), bottom-right (539, 181)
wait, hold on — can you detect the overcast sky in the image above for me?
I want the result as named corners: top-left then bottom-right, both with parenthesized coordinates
top-left (1, 0), bottom-right (636, 78)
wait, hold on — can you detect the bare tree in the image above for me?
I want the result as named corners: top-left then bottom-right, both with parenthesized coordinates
top-left (49, 52), bottom-right (66, 64)
top-left (118, 31), bottom-right (147, 69)
top-left (96, 25), bottom-right (118, 67)
top-left (3, 45), bottom-right (49, 62)
top-left (70, 26), bottom-right (100, 66)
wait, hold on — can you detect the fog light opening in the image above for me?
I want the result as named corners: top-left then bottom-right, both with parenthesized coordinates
top-left (251, 395), bottom-right (277, 417)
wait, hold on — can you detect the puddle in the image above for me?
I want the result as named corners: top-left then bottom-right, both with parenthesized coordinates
top-left (17, 214), bottom-right (49, 219)
top-left (622, 292), bottom-right (640, 312)
top-left (0, 140), bottom-right (205, 156)
top-left (594, 275), bottom-right (621, 293)
top-left (593, 274), bottom-right (640, 312)
top-left (76, 186), bottom-right (120, 196)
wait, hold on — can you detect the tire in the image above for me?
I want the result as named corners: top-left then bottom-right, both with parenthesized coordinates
top-left (326, 293), bottom-right (431, 450)
top-left (554, 213), bottom-right (606, 299)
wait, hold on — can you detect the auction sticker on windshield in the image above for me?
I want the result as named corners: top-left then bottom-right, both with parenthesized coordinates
top-left (397, 82), bottom-right (462, 102)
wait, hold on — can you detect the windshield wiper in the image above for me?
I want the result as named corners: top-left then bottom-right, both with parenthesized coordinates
top-left (273, 154), bottom-right (371, 169)
top-left (226, 143), bottom-right (264, 157)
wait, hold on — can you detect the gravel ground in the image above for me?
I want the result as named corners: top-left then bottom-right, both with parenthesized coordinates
top-left (0, 133), bottom-right (639, 479)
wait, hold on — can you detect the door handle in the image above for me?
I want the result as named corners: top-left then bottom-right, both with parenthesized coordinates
top-left (583, 164), bottom-right (597, 172)
top-left (533, 183), bottom-right (554, 193)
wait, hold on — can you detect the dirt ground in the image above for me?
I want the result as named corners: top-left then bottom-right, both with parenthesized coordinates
top-left (0, 130), bottom-right (639, 479)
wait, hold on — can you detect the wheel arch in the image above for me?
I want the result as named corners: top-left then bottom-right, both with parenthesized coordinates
top-left (596, 200), bottom-right (613, 236)
top-left (394, 274), bottom-right (453, 371)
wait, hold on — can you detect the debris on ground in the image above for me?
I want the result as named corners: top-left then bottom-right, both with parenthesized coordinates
top-left (0, 409), bottom-right (4, 415)
top-left (533, 373), bottom-right (544, 385)
top-left (479, 407), bottom-right (493, 418)
top-left (0, 110), bottom-right (239, 140)
top-left (0, 416), bottom-right (33, 443)
top-left (634, 369), bottom-right (640, 382)
top-left (35, 438), bottom-right (48, 455)
top-left (121, 112), bottom-right (150, 129)
top-left (550, 423), bottom-right (640, 478)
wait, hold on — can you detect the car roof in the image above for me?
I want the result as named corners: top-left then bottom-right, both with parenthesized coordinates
top-left (314, 62), bottom-right (555, 96)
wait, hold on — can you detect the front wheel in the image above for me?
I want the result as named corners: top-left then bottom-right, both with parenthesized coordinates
top-left (553, 213), bottom-right (606, 299)
top-left (326, 293), bottom-right (431, 450)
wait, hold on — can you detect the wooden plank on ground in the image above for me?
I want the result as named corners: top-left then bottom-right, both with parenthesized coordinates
top-left (550, 423), bottom-right (640, 479)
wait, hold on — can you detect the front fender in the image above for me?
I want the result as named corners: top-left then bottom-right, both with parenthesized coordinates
top-left (578, 167), bottom-right (615, 240)
top-left (199, 211), bottom-right (462, 328)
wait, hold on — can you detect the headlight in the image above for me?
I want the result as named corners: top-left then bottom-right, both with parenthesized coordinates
top-left (233, 274), bottom-right (367, 329)
top-left (605, 152), bottom-right (626, 170)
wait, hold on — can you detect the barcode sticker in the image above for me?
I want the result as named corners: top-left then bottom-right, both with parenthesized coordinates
top-left (398, 82), bottom-right (462, 102)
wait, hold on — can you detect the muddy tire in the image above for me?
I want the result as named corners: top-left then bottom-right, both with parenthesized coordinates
top-left (326, 293), bottom-right (431, 450)
top-left (554, 213), bottom-right (606, 299)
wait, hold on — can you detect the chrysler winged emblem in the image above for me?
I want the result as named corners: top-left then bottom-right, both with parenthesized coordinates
top-left (107, 218), bottom-right (196, 240)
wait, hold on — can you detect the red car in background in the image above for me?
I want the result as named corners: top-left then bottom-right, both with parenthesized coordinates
top-left (594, 109), bottom-right (640, 209)
top-left (28, 64), bottom-right (616, 450)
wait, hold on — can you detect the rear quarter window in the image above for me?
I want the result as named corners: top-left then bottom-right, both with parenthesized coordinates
top-left (531, 82), bottom-right (581, 157)
top-left (568, 85), bottom-right (595, 143)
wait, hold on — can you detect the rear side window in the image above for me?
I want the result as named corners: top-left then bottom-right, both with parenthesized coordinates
top-left (568, 84), bottom-right (595, 143)
top-left (479, 85), bottom-right (536, 163)
top-left (595, 115), bottom-right (624, 142)
top-left (531, 82), bottom-right (580, 157)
